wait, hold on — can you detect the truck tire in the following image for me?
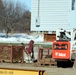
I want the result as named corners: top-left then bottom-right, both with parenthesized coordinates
top-left (57, 61), bottom-right (74, 68)
top-left (57, 61), bottom-right (63, 67)
top-left (68, 60), bottom-right (74, 67)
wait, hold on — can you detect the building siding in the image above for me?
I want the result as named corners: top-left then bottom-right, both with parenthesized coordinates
top-left (31, 0), bottom-right (76, 31)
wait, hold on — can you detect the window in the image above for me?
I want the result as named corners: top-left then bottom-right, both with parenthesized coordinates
top-left (54, 44), bottom-right (68, 50)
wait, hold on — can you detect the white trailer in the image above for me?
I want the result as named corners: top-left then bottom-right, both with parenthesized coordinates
top-left (31, 0), bottom-right (76, 31)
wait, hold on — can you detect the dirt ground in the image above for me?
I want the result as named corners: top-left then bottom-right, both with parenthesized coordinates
top-left (0, 62), bottom-right (76, 75)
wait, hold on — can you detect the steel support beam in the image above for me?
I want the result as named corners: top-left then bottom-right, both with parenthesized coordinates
top-left (0, 68), bottom-right (46, 75)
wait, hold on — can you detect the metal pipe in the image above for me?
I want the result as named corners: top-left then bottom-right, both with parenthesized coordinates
top-left (38, 0), bottom-right (40, 17)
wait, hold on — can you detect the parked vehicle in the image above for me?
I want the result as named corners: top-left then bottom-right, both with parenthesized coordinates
top-left (52, 29), bottom-right (76, 67)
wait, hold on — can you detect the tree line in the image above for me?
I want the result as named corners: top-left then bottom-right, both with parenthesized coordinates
top-left (0, 0), bottom-right (31, 37)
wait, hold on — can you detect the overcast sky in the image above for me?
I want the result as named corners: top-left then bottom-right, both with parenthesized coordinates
top-left (3, 0), bottom-right (31, 11)
top-left (16, 0), bottom-right (31, 11)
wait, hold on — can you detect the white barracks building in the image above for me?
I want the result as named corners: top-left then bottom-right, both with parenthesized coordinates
top-left (31, 0), bottom-right (76, 41)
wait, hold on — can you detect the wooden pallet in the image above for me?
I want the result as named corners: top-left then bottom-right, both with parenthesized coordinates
top-left (37, 47), bottom-right (57, 66)
top-left (37, 58), bottom-right (57, 66)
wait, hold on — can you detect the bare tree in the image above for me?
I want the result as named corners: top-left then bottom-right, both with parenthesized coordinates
top-left (0, 0), bottom-right (31, 37)
top-left (1, 1), bottom-right (28, 37)
top-left (0, 0), bottom-right (5, 30)
top-left (16, 10), bottom-right (31, 32)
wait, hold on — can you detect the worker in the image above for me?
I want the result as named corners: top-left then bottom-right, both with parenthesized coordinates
top-left (25, 40), bottom-right (34, 61)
